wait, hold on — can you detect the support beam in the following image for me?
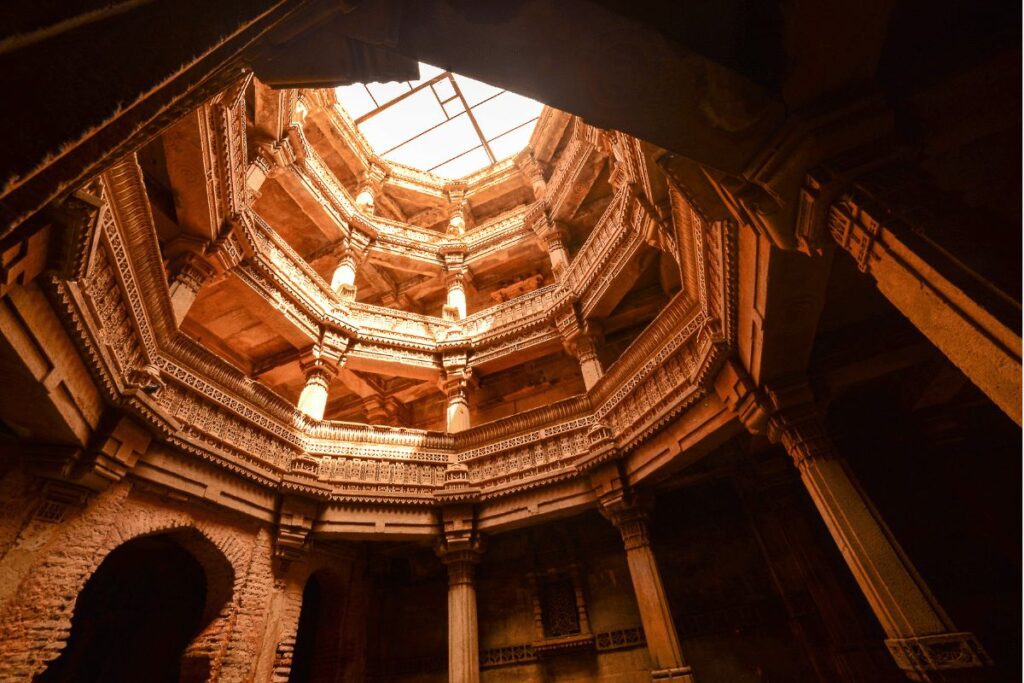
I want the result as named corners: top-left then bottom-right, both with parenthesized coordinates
top-left (436, 505), bottom-right (483, 683)
top-left (592, 464), bottom-right (695, 681)
top-left (819, 179), bottom-right (1021, 423)
top-left (766, 384), bottom-right (992, 681)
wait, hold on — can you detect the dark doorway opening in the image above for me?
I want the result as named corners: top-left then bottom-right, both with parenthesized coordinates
top-left (289, 571), bottom-right (346, 682)
top-left (36, 534), bottom-right (210, 683)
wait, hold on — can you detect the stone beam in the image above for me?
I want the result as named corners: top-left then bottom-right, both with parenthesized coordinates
top-left (807, 171), bottom-right (1022, 423)
top-left (161, 104), bottom-right (225, 244)
top-left (268, 165), bottom-right (348, 243)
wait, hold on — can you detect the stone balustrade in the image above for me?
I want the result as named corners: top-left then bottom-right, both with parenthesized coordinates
top-left (53, 174), bottom-right (726, 506)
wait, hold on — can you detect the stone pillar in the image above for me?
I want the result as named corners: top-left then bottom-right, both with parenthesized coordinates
top-left (573, 331), bottom-right (604, 390)
top-left (545, 233), bottom-right (571, 280)
top-left (767, 386), bottom-right (991, 681)
top-left (606, 507), bottom-right (695, 681)
top-left (354, 186), bottom-right (375, 214)
top-left (296, 346), bottom-right (342, 422)
top-left (296, 367), bottom-right (331, 421)
top-left (440, 545), bottom-right (481, 683)
top-left (558, 307), bottom-right (604, 390)
top-left (436, 502), bottom-right (483, 683)
top-left (441, 208), bottom-right (469, 320)
top-left (330, 251), bottom-right (358, 292)
top-left (356, 163), bottom-right (387, 215)
top-left (515, 149), bottom-right (548, 200)
top-left (528, 207), bottom-right (570, 280)
top-left (167, 253), bottom-right (214, 324)
top-left (800, 165), bottom-right (1021, 424)
top-left (445, 272), bottom-right (468, 320)
top-left (447, 206), bottom-right (467, 239)
top-left (443, 369), bottom-right (472, 433)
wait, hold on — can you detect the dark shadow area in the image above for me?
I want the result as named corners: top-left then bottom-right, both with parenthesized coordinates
top-left (290, 571), bottom-right (347, 683)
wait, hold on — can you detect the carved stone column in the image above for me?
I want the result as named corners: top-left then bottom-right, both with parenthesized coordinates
top-left (330, 252), bottom-right (357, 289)
top-left (437, 505), bottom-right (483, 683)
top-left (515, 149), bottom-right (548, 200)
top-left (798, 164), bottom-right (1021, 424)
top-left (445, 271), bottom-right (468, 320)
top-left (540, 222), bottom-right (572, 281)
top-left (167, 252), bottom-right (214, 324)
top-left (296, 367), bottom-right (331, 421)
top-left (767, 385), bottom-right (991, 681)
top-left (528, 206), bottom-right (570, 280)
top-left (441, 546), bottom-right (482, 683)
top-left (447, 202), bottom-right (467, 239)
top-left (592, 463), bottom-right (695, 681)
top-left (556, 303), bottom-right (604, 390)
top-left (572, 330), bottom-right (604, 390)
top-left (354, 186), bottom-right (375, 213)
top-left (607, 507), bottom-right (695, 681)
top-left (442, 211), bottom-right (469, 320)
top-left (296, 346), bottom-right (342, 421)
top-left (329, 245), bottom-right (362, 299)
top-left (355, 163), bottom-right (387, 214)
top-left (442, 368), bottom-right (472, 433)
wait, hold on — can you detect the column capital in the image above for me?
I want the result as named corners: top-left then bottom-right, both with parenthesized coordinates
top-left (711, 359), bottom-right (771, 434)
top-left (436, 505), bottom-right (484, 584)
top-left (332, 248), bottom-right (359, 271)
top-left (515, 147), bottom-right (548, 200)
top-left (331, 235), bottom-right (370, 265)
top-left (764, 382), bottom-right (838, 471)
top-left (168, 248), bottom-right (216, 287)
top-left (275, 494), bottom-right (319, 560)
top-left (299, 341), bottom-right (346, 380)
top-left (363, 161), bottom-right (388, 190)
top-left (444, 268), bottom-right (471, 289)
top-left (564, 323), bottom-right (602, 361)
top-left (605, 507), bottom-right (652, 551)
top-left (438, 546), bottom-right (483, 586)
top-left (711, 363), bottom-right (836, 471)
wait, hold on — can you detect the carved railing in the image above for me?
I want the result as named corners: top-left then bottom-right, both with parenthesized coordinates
top-left (579, 189), bottom-right (652, 318)
top-left (48, 148), bottom-right (732, 509)
top-left (347, 301), bottom-right (448, 347)
top-left (248, 213), bottom-right (339, 312)
top-left (292, 125), bottom-right (539, 268)
top-left (461, 284), bottom-right (561, 342)
top-left (464, 204), bottom-right (533, 263)
top-left (291, 128), bottom-right (443, 265)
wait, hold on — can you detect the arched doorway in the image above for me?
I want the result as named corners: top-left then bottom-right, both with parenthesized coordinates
top-left (36, 531), bottom-right (229, 683)
top-left (289, 570), bottom-right (346, 682)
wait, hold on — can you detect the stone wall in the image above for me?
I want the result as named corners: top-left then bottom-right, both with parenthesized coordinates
top-left (0, 463), bottom-right (275, 682)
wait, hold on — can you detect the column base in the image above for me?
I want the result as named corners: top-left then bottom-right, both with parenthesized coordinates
top-left (652, 666), bottom-right (695, 681)
top-left (885, 632), bottom-right (991, 681)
